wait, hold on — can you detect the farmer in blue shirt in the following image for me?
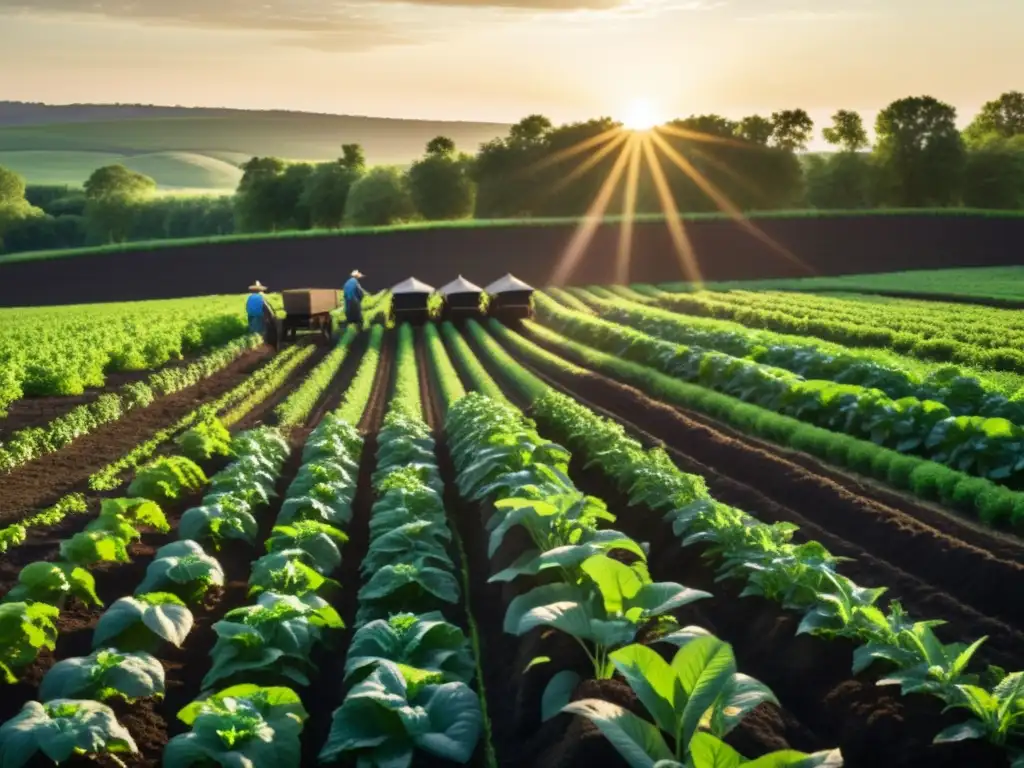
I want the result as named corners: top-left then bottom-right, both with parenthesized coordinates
top-left (246, 280), bottom-right (270, 335)
top-left (343, 270), bottom-right (366, 327)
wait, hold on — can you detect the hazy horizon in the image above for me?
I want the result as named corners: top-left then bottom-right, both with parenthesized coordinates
top-left (1, 0), bottom-right (1021, 143)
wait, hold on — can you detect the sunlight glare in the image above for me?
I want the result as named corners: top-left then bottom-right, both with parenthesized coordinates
top-left (622, 98), bottom-right (659, 131)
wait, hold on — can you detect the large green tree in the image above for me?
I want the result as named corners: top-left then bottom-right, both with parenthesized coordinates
top-left (822, 110), bottom-right (869, 152)
top-left (873, 96), bottom-right (965, 207)
top-left (82, 164), bottom-right (156, 244)
top-left (344, 166), bottom-right (416, 226)
top-left (964, 91), bottom-right (1024, 147)
top-left (770, 109), bottom-right (814, 151)
top-left (407, 136), bottom-right (475, 221)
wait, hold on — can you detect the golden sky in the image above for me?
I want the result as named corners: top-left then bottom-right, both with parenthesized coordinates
top-left (0, 0), bottom-right (1020, 133)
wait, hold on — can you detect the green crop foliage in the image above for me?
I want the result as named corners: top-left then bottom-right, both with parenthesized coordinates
top-left (273, 325), bottom-right (358, 427)
top-left (335, 325), bottom-right (384, 424)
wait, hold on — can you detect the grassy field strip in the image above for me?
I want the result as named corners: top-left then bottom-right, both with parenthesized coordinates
top-left (533, 293), bottom-right (1024, 530)
top-left (465, 317), bottom-right (1024, 764)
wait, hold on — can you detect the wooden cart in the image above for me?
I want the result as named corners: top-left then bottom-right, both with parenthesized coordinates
top-left (280, 288), bottom-right (339, 344)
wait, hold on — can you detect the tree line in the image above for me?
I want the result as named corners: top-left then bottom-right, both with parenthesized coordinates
top-left (0, 91), bottom-right (1022, 255)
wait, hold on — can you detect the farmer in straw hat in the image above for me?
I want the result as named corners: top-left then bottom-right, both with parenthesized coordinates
top-left (343, 270), bottom-right (366, 327)
top-left (246, 280), bottom-right (270, 335)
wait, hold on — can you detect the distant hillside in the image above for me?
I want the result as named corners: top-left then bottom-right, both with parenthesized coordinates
top-left (0, 102), bottom-right (510, 192)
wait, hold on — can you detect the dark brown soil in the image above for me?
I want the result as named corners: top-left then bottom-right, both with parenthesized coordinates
top-left (0, 346), bottom-right (274, 524)
top-left (229, 342), bottom-right (330, 432)
top-left (510, 328), bottom-right (1024, 670)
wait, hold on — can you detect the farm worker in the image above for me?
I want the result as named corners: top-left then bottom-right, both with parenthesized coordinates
top-left (246, 280), bottom-right (270, 335)
top-left (344, 270), bottom-right (366, 327)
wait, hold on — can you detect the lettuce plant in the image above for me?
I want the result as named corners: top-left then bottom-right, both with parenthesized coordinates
top-left (59, 529), bottom-right (133, 566)
top-left (565, 633), bottom-right (840, 767)
top-left (92, 593), bottom-right (194, 653)
top-left (177, 417), bottom-right (234, 463)
top-left (277, 494), bottom-right (351, 528)
top-left (0, 602), bottom-right (59, 683)
top-left (203, 594), bottom-right (342, 690)
top-left (248, 551), bottom-right (340, 600)
top-left (39, 649), bottom-right (165, 702)
top-left (360, 520), bottom-right (454, 577)
top-left (135, 548), bottom-right (225, 603)
top-left (0, 699), bottom-right (137, 768)
top-left (266, 522), bottom-right (347, 576)
top-left (319, 661), bottom-right (481, 767)
top-left (128, 455), bottom-right (208, 503)
top-left (3, 561), bottom-right (101, 608)
top-left (165, 684), bottom-right (308, 768)
top-left (345, 612), bottom-right (475, 685)
top-left (179, 500), bottom-right (260, 549)
top-left (95, 497), bottom-right (170, 533)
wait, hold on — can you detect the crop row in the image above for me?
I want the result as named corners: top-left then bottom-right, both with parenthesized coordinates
top-left (429, 323), bottom-right (842, 767)
top-left (0, 333), bottom-right (263, 474)
top-left (273, 326), bottom-right (358, 427)
top-left (647, 286), bottom-right (1024, 373)
top-left (465, 316), bottom-right (1024, 764)
top-left (0, 295), bottom-right (250, 413)
top-left (533, 293), bottom-right (1024, 529)
top-left (574, 287), bottom-right (1024, 422)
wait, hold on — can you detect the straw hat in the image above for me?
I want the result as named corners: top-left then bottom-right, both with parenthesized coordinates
top-left (351, 270), bottom-right (365, 279)
top-left (248, 280), bottom-right (267, 292)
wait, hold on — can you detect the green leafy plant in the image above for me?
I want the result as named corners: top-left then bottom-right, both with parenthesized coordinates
top-left (128, 455), bottom-right (208, 503)
top-left (345, 612), bottom-right (475, 685)
top-left (248, 552), bottom-right (340, 600)
top-left (179, 500), bottom-right (260, 549)
top-left (506, 555), bottom-right (709, 687)
top-left (318, 661), bottom-right (482, 767)
top-left (165, 684), bottom-right (308, 768)
top-left (355, 555), bottom-right (461, 627)
top-left (3, 561), bottom-right (101, 608)
top-left (135, 547), bottom-right (225, 603)
top-left (266, 521), bottom-right (347, 576)
top-left (0, 602), bottom-right (60, 683)
top-left (177, 416), bottom-right (234, 463)
top-left (39, 649), bottom-right (165, 702)
top-left (203, 594), bottom-right (342, 691)
top-left (92, 593), bottom-right (194, 653)
top-left (0, 699), bottom-right (137, 768)
top-left (59, 528), bottom-right (133, 566)
top-left (933, 670), bottom-right (1024, 757)
top-left (565, 633), bottom-right (840, 767)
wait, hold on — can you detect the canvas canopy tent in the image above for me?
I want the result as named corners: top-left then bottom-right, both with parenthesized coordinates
top-left (439, 275), bottom-right (485, 320)
top-left (485, 273), bottom-right (534, 321)
top-left (390, 277), bottom-right (436, 325)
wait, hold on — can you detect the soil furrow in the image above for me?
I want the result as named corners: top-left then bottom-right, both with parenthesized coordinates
top-left (0, 346), bottom-right (274, 523)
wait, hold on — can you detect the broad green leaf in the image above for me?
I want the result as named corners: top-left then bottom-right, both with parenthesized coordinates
top-left (541, 670), bottom-right (581, 722)
top-left (610, 644), bottom-right (678, 736)
top-left (563, 699), bottom-right (673, 768)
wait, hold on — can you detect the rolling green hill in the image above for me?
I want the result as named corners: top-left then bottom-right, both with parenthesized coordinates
top-left (0, 108), bottom-right (510, 192)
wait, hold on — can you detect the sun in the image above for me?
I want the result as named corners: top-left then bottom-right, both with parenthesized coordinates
top-left (621, 98), bottom-right (660, 131)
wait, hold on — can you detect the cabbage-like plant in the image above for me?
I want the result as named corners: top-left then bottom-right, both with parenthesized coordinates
top-left (0, 699), bottom-right (137, 768)
top-left (345, 612), bottom-right (475, 685)
top-left (0, 602), bottom-right (59, 683)
top-left (203, 595), bottom-right (341, 690)
top-left (94, 497), bottom-right (170, 534)
top-left (179, 501), bottom-right (259, 549)
top-left (135, 549), bottom-right (225, 603)
top-left (232, 427), bottom-right (290, 468)
top-left (287, 460), bottom-right (357, 501)
top-left (92, 593), bottom-right (194, 653)
top-left (265, 522), bottom-right (347, 576)
top-left (565, 634), bottom-right (840, 767)
top-left (165, 685), bottom-right (308, 768)
top-left (319, 662), bottom-right (482, 767)
top-left (39, 649), bottom-right (165, 702)
top-left (277, 493), bottom-right (351, 528)
top-left (59, 529), bottom-right (132, 566)
top-left (248, 551), bottom-right (340, 600)
top-left (3, 561), bottom-right (101, 608)
top-left (356, 555), bottom-right (461, 627)
top-left (128, 456), bottom-right (207, 503)
top-left (360, 520), bottom-right (454, 577)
